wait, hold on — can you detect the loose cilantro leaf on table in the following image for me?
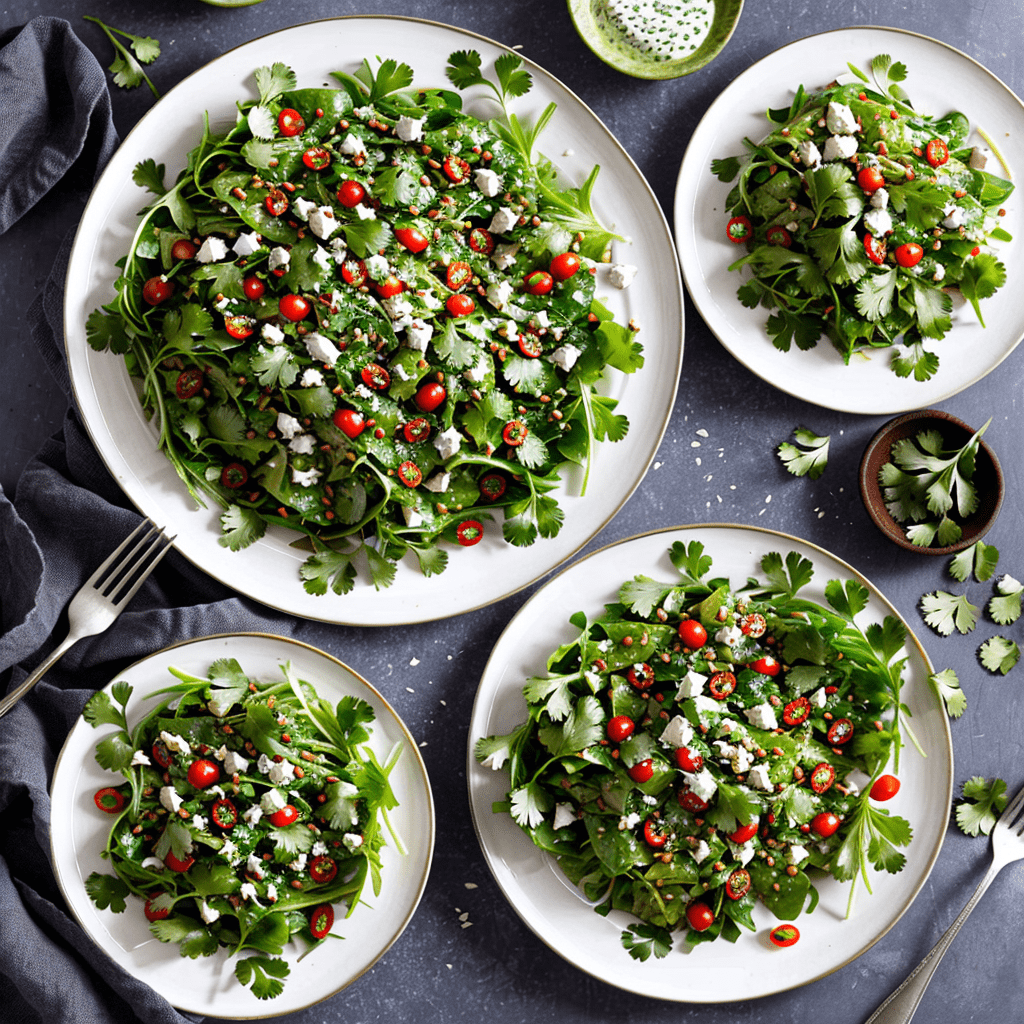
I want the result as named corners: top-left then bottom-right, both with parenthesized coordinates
top-left (988, 574), bottom-right (1023, 625)
top-left (949, 540), bottom-right (999, 583)
top-left (955, 776), bottom-right (1007, 836)
top-left (777, 428), bottom-right (830, 479)
top-left (929, 668), bottom-right (966, 719)
top-left (83, 16), bottom-right (161, 97)
top-left (921, 591), bottom-right (980, 636)
top-left (978, 635), bottom-right (1020, 675)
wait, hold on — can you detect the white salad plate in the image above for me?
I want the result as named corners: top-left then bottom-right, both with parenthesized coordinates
top-left (64, 16), bottom-right (684, 625)
top-left (675, 26), bottom-right (1024, 415)
top-left (467, 524), bottom-right (952, 1002)
top-left (50, 633), bottom-right (434, 1019)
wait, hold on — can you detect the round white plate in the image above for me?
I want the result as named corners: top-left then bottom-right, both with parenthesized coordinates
top-left (675, 26), bottom-right (1024, 415)
top-left (64, 16), bottom-right (683, 625)
top-left (467, 524), bottom-right (952, 1002)
top-left (50, 633), bottom-right (434, 1019)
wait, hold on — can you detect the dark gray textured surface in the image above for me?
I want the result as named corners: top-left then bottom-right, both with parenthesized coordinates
top-left (2, 1), bottom-right (1023, 1022)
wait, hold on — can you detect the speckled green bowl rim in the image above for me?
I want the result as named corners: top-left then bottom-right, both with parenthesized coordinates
top-left (567, 0), bottom-right (743, 79)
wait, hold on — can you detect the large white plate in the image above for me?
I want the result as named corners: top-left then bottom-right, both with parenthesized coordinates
top-left (467, 525), bottom-right (952, 1002)
top-left (50, 633), bottom-right (434, 1019)
top-left (64, 16), bottom-right (684, 625)
top-left (675, 26), bottom-right (1024, 414)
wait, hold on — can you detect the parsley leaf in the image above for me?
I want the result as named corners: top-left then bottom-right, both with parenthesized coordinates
top-left (132, 158), bottom-right (166, 196)
top-left (219, 505), bottom-right (267, 552)
top-left (759, 551), bottom-right (814, 599)
top-left (921, 591), bottom-right (980, 636)
top-left (509, 781), bottom-right (552, 828)
top-left (777, 428), bottom-right (830, 479)
top-left (621, 923), bottom-right (672, 962)
top-left (959, 254), bottom-right (1007, 327)
top-left (299, 549), bottom-right (358, 596)
top-left (929, 668), bottom-right (967, 719)
top-left (988, 574), bottom-right (1023, 625)
top-left (83, 16), bottom-right (160, 98)
top-left (978, 635), bottom-right (1020, 675)
top-left (955, 776), bottom-right (1007, 836)
top-left (668, 540), bottom-right (712, 585)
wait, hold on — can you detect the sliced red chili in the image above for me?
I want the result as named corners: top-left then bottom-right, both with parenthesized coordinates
top-left (725, 867), bottom-right (752, 900)
top-left (442, 154), bottom-right (471, 183)
top-left (518, 332), bottom-right (543, 358)
top-left (397, 461), bottom-right (423, 487)
top-left (769, 924), bottom-right (800, 947)
top-left (750, 654), bottom-right (780, 677)
top-left (360, 364), bottom-right (391, 390)
top-left (739, 612), bottom-right (767, 637)
top-left (342, 258), bottom-right (368, 287)
top-left (302, 146), bottom-right (331, 171)
top-left (220, 463), bottom-right (248, 489)
top-left (628, 759), bottom-right (655, 784)
top-left (403, 418), bottom-right (431, 444)
top-left (468, 227), bottom-right (495, 254)
top-left (708, 671), bottom-right (737, 699)
top-left (175, 369), bottom-right (203, 400)
top-left (479, 473), bottom-right (506, 501)
top-left (864, 232), bottom-right (886, 265)
top-left (826, 718), bottom-right (854, 745)
top-left (151, 739), bottom-right (173, 768)
top-left (642, 818), bottom-right (667, 848)
top-left (726, 215), bottom-right (753, 243)
top-left (264, 189), bottom-right (289, 217)
top-left (782, 697), bottom-right (812, 726)
top-left (446, 260), bottom-right (473, 291)
top-left (626, 663), bottom-right (654, 689)
top-left (309, 903), bottom-right (334, 939)
top-left (456, 520), bottom-right (484, 546)
top-left (502, 420), bottom-right (528, 446)
top-left (766, 225), bottom-right (792, 247)
top-left (925, 138), bottom-right (949, 168)
top-left (211, 798), bottom-right (239, 830)
top-left (809, 762), bottom-right (836, 794)
top-left (94, 787), bottom-right (125, 814)
top-left (309, 855), bottom-right (338, 883)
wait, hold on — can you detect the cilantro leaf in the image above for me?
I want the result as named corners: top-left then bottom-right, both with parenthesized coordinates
top-left (759, 551), bottom-right (814, 599)
top-left (538, 694), bottom-right (603, 757)
top-left (300, 548), bottom-right (358, 595)
top-left (85, 871), bottom-right (131, 913)
top-left (668, 540), bottom-right (712, 585)
top-left (509, 781), bottom-right (553, 828)
top-left (891, 341), bottom-right (940, 381)
top-left (978, 635), bottom-right (1020, 675)
top-left (254, 63), bottom-right (297, 106)
top-left (218, 505), bottom-right (266, 552)
top-left (620, 576), bottom-right (673, 618)
top-left (959, 254), bottom-right (1007, 327)
top-left (955, 776), bottom-right (1007, 836)
top-left (132, 158), bottom-right (166, 196)
top-left (921, 591), bottom-right (979, 636)
top-left (621, 923), bottom-right (672, 962)
top-left (949, 541), bottom-right (999, 583)
top-left (929, 668), bottom-right (967, 719)
top-left (777, 428), bottom-right (829, 479)
top-left (988, 574), bottom-right (1023, 625)
top-left (83, 17), bottom-right (160, 97)
top-left (85, 309), bottom-right (130, 355)
top-left (235, 955), bottom-right (290, 1001)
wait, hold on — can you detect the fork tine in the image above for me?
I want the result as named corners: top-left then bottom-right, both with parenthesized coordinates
top-left (85, 518), bottom-right (156, 587)
top-left (107, 529), bottom-right (175, 607)
top-left (94, 522), bottom-right (163, 598)
top-left (999, 783), bottom-right (1024, 832)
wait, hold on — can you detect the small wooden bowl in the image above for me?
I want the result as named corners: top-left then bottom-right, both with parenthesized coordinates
top-left (859, 410), bottom-right (1003, 555)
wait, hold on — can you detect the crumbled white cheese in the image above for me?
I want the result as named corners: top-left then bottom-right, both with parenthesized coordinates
top-left (242, 805), bottom-right (262, 826)
top-left (342, 833), bottom-right (364, 853)
top-left (240, 882), bottom-right (261, 904)
top-left (405, 318), bottom-right (433, 351)
top-left (365, 254), bottom-right (390, 281)
top-left (823, 134), bottom-right (858, 162)
top-left (311, 245), bottom-right (332, 273)
top-left (261, 322), bottom-right (285, 345)
top-left (395, 115), bottom-right (424, 142)
top-left (260, 788), bottom-right (287, 813)
top-left (463, 354), bottom-right (490, 383)
top-left (675, 670), bottom-right (706, 699)
top-left (660, 714), bottom-right (694, 748)
top-left (222, 749), bottom-right (248, 775)
top-left (199, 901), bottom-right (221, 924)
top-left (863, 208), bottom-right (893, 236)
top-left (309, 205), bottom-right (339, 239)
top-left (488, 206), bottom-right (519, 235)
top-left (826, 100), bottom-right (858, 135)
top-left (289, 433), bottom-right (316, 455)
top-left (691, 695), bottom-right (720, 722)
top-left (942, 204), bottom-right (965, 229)
top-left (292, 196), bottom-right (317, 221)
top-left (715, 625), bottom-right (744, 648)
top-left (160, 731), bottom-right (191, 754)
top-left (620, 812), bottom-right (641, 830)
top-left (130, 749), bottom-right (151, 767)
top-left (402, 505), bottom-right (423, 528)
top-left (747, 763), bottom-right (772, 791)
top-left (486, 279), bottom-right (514, 309)
top-left (300, 367), bottom-right (324, 388)
top-left (434, 426), bottom-right (462, 459)
top-left (550, 344), bottom-right (580, 371)
top-left (304, 332), bottom-right (342, 366)
top-left (809, 687), bottom-right (827, 708)
top-left (553, 803), bottom-right (576, 830)
top-left (798, 139), bottom-right (822, 169)
top-left (787, 844), bottom-right (809, 866)
top-left (355, 203), bottom-right (376, 221)
top-left (382, 294), bottom-right (414, 321)
top-left (692, 839), bottom-right (711, 864)
top-left (232, 231), bottom-right (261, 257)
top-left (196, 236), bottom-right (228, 263)
top-left (339, 133), bottom-right (367, 157)
top-left (969, 146), bottom-right (991, 170)
top-left (607, 263), bottom-right (637, 289)
top-left (870, 187), bottom-right (889, 210)
top-left (423, 471), bottom-right (451, 493)
top-left (276, 412), bottom-right (302, 440)
top-left (268, 760), bottom-right (296, 784)
top-left (683, 769), bottom-right (718, 802)
top-left (473, 167), bottom-right (502, 197)
top-left (291, 466), bottom-right (322, 488)
top-left (491, 243), bottom-right (519, 271)
top-left (268, 246), bottom-right (291, 272)
top-left (743, 703), bottom-right (778, 730)
top-left (159, 786), bottom-right (184, 814)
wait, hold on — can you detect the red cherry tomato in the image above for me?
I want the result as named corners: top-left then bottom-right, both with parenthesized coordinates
top-left (397, 461), bottom-right (423, 488)
top-left (279, 294), bottom-right (311, 321)
top-left (765, 225), bottom-right (792, 247)
top-left (268, 804), bottom-right (299, 828)
top-left (677, 620), bottom-right (707, 649)
top-left (302, 146), bottom-right (331, 171)
top-left (725, 867), bottom-right (752, 900)
top-left (550, 252), bottom-right (581, 281)
top-left (333, 408), bottom-right (365, 438)
top-left (395, 226), bottom-right (430, 253)
top-left (163, 850), bottom-right (195, 873)
top-left (782, 697), bottom-right (811, 726)
top-left (708, 671), bottom-right (737, 700)
top-left (750, 654), bottom-right (780, 677)
top-left (674, 746), bottom-right (704, 772)
top-left (895, 242), bottom-right (924, 268)
top-left (870, 774), bottom-right (901, 801)
top-left (726, 215), bottom-right (753, 243)
top-left (524, 269), bottom-right (554, 295)
top-left (187, 758), bottom-right (220, 789)
top-left (309, 903), bottom-right (334, 939)
top-left (242, 275), bottom-right (265, 300)
top-left (277, 108), bottom-right (305, 136)
top-left (728, 821), bottom-right (759, 844)
top-left (375, 275), bottom-right (405, 299)
top-left (479, 473), bottom-right (506, 501)
top-left (925, 138), bottom-right (949, 168)
top-left (170, 238), bottom-right (197, 262)
top-left (446, 292), bottom-right (475, 317)
top-left (220, 463), bottom-right (248, 489)
top-left (360, 364), bottom-right (391, 390)
top-left (857, 166), bottom-right (886, 192)
top-left (402, 418), bottom-right (431, 444)
top-left (810, 762), bottom-right (836, 794)
top-left (468, 227), bottom-right (495, 254)
top-left (678, 789), bottom-right (709, 812)
top-left (94, 787), bottom-right (125, 814)
top-left (446, 261), bottom-right (473, 291)
top-left (175, 369), bottom-right (203, 400)
top-left (626, 663), bottom-right (654, 690)
top-left (144, 897), bottom-right (171, 921)
top-left (643, 818), bottom-right (667, 848)
top-left (414, 383), bottom-right (446, 412)
top-left (769, 924), bottom-right (800, 947)
top-left (456, 520), bottom-right (484, 546)
top-left (864, 233), bottom-right (886, 265)
top-left (811, 811), bottom-right (841, 838)
top-left (502, 419), bottom-right (528, 446)
top-left (337, 180), bottom-right (367, 208)
top-left (826, 718), bottom-right (854, 745)
top-left (142, 276), bottom-right (174, 306)
top-left (211, 798), bottom-right (239, 830)
top-left (686, 901), bottom-right (714, 932)
top-left (627, 759), bottom-right (654, 784)
top-left (442, 154), bottom-right (470, 183)
top-left (309, 855), bottom-right (338, 883)
top-left (342, 258), bottom-right (368, 287)
top-left (607, 715), bottom-right (634, 742)
top-left (224, 314), bottom-right (256, 339)
top-left (739, 612), bottom-right (767, 637)
top-left (264, 189), bottom-right (289, 217)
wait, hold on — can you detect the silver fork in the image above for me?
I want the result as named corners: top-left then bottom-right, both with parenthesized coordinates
top-left (865, 780), bottom-right (1024, 1024)
top-left (0, 519), bottom-right (174, 719)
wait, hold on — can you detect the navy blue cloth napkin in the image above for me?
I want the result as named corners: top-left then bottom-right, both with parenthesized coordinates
top-left (0, 18), bottom-right (293, 1024)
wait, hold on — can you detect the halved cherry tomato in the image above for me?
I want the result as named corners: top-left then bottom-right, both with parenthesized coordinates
top-left (164, 850), bottom-right (195, 873)
top-left (342, 258), bottom-right (368, 287)
top-left (626, 663), bottom-right (654, 689)
top-left (94, 787), bottom-right (125, 814)
top-left (337, 180), bottom-right (367, 208)
top-left (524, 269), bottom-right (554, 295)
top-left (211, 798), bottom-right (239, 830)
top-left (750, 654), bottom-right (780, 677)
top-left (414, 383), bottom-right (446, 412)
top-left (403, 418), bottom-right (431, 444)
top-left (278, 108), bottom-right (305, 136)
top-left (643, 818), bottom-right (667, 848)
top-left (268, 804), bottom-right (299, 828)
top-left (766, 225), bottom-right (792, 247)
top-left (725, 867), bottom-right (752, 900)
top-left (395, 226), bottom-right (430, 253)
top-left (446, 293), bottom-right (475, 317)
top-left (446, 261), bottom-right (473, 291)
top-left (220, 463), bottom-right (248, 489)
top-left (224, 314), bottom-right (256, 339)
top-left (375, 275), bottom-right (404, 299)
top-left (360, 364), bottom-right (391, 390)
top-left (857, 166), bottom-right (886, 192)
top-left (442, 154), bottom-right (470, 183)
top-left (468, 227), bottom-right (495, 254)
top-left (769, 924), bottom-right (800, 947)
top-left (686, 901), bottom-right (714, 932)
top-left (870, 774), bottom-right (901, 801)
top-left (479, 473), bottom-right (506, 501)
top-left (925, 138), bottom-right (949, 168)
top-left (333, 408), bottom-right (365, 438)
top-left (708, 671), bottom-right (737, 700)
top-left (728, 821), bottom-right (759, 844)
top-left (677, 619), bottom-right (707, 649)
top-left (864, 232), bottom-right (886, 265)
top-left (895, 242), bottom-right (924, 268)
top-left (302, 146), bottom-right (331, 171)
top-left (826, 718), bottom-right (854, 745)
top-left (809, 762), bottom-right (836, 794)
top-left (674, 746), bottom-right (703, 772)
top-left (607, 715), bottom-right (634, 742)
top-left (187, 759), bottom-right (220, 789)
top-left (456, 520), bottom-right (484, 546)
top-left (739, 613), bottom-right (767, 637)
top-left (264, 189), bottom-right (289, 216)
top-left (782, 697), bottom-right (811, 726)
top-left (811, 811), bottom-right (841, 838)
top-left (279, 294), bottom-right (311, 321)
top-left (142, 276), bottom-right (174, 305)
top-left (726, 215), bottom-right (753, 243)
top-left (144, 897), bottom-right (171, 922)
top-left (309, 903), bottom-right (334, 939)
top-left (627, 759), bottom-right (654, 784)
top-left (151, 739), bottom-right (173, 768)
top-left (518, 333), bottom-right (542, 358)
top-left (170, 239), bottom-right (197, 262)
top-left (309, 855), bottom-right (338, 883)
top-left (397, 461), bottom-right (423, 488)
top-left (502, 420), bottom-right (528, 446)
top-left (242, 275), bottom-right (265, 300)
top-left (678, 789), bottom-right (709, 812)
top-left (550, 252), bottom-right (581, 281)
top-left (175, 369), bottom-right (203, 400)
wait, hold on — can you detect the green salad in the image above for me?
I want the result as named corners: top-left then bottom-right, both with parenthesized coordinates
top-left (84, 659), bottom-right (402, 1000)
top-left (85, 51), bottom-right (642, 595)
top-left (476, 542), bottom-right (916, 957)
top-left (712, 54), bottom-right (1013, 380)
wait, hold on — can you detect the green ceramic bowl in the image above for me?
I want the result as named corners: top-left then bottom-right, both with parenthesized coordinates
top-left (567, 0), bottom-right (743, 79)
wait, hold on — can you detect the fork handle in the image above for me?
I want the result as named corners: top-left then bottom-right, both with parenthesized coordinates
top-left (0, 631), bottom-right (82, 719)
top-left (864, 859), bottom-right (1003, 1024)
